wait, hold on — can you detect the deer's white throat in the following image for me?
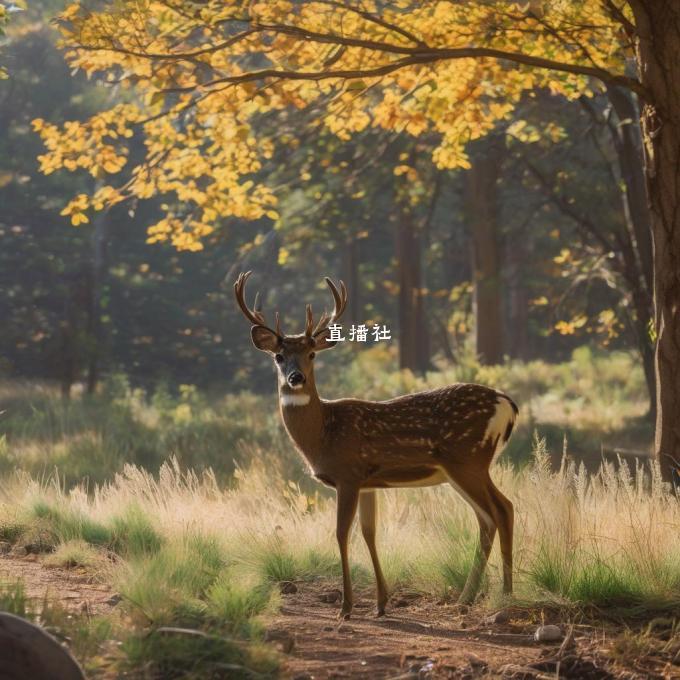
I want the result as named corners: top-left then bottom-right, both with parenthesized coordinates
top-left (280, 393), bottom-right (311, 407)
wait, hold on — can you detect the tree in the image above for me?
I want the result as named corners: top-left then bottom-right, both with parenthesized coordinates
top-left (509, 89), bottom-right (656, 413)
top-left (467, 134), bottom-right (505, 365)
top-left (35, 1), bottom-right (680, 480)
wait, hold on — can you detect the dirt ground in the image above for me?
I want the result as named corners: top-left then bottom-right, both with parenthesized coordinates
top-left (267, 582), bottom-right (679, 679)
top-left (1, 552), bottom-right (679, 679)
top-left (0, 551), bottom-right (117, 616)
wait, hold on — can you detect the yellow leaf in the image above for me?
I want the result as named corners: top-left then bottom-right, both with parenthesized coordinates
top-left (71, 212), bottom-right (89, 226)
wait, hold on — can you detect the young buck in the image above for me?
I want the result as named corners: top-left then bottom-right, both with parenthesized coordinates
top-left (235, 271), bottom-right (518, 618)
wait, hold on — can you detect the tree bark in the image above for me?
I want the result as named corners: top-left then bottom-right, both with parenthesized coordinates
top-left (607, 86), bottom-right (654, 294)
top-left (631, 0), bottom-right (680, 481)
top-left (606, 85), bottom-right (656, 418)
top-left (342, 236), bottom-right (360, 323)
top-left (506, 234), bottom-right (530, 360)
top-left (396, 210), bottom-right (430, 373)
top-left (467, 135), bottom-right (505, 365)
top-left (86, 208), bottom-right (109, 395)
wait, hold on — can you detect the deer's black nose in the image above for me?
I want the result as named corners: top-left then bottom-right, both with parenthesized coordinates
top-left (288, 371), bottom-right (305, 386)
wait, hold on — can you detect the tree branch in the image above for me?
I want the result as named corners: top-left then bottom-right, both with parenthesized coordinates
top-left (71, 22), bottom-right (647, 98)
top-left (313, 1), bottom-right (427, 47)
top-left (521, 157), bottom-right (619, 256)
top-left (602, 0), bottom-right (637, 38)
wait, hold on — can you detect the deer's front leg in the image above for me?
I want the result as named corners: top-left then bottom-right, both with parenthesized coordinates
top-left (335, 484), bottom-right (360, 619)
top-left (359, 490), bottom-right (388, 616)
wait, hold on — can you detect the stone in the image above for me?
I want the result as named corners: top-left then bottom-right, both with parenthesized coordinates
top-left (484, 609), bottom-right (510, 625)
top-left (0, 612), bottom-right (85, 679)
top-left (534, 624), bottom-right (562, 642)
top-left (319, 589), bottom-right (342, 603)
top-left (279, 581), bottom-right (298, 594)
top-left (264, 628), bottom-right (295, 654)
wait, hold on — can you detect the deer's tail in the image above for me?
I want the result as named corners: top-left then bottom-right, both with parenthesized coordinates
top-left (485, 393), bottom-right (519, 460)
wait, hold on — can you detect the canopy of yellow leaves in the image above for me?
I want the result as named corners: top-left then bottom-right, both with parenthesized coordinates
top-left (35, 0), bottom-right (632, 249)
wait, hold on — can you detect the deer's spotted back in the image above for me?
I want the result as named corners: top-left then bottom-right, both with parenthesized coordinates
top-left (323, 383), bottom-right (517, 472)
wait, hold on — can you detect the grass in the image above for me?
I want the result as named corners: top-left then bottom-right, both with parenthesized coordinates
top-left (1, 442), bottom-right (679, 632)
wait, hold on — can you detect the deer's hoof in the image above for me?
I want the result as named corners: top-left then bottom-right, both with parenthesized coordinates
top-left (376, 607), bottom-right (386, 618)
top-left (338, 604), bottom-right (352, 620)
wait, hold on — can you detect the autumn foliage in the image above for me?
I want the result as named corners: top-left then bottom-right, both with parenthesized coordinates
top-left (34, 1), bottom-right (633, 250)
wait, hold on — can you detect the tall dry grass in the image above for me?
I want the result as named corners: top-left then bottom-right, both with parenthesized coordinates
top-left (2, 436), bottom-right (678, 613)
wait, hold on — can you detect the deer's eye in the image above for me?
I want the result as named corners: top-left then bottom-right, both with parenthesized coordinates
top-left (309, 352), bottom-right (316, 359)
top-left (274, 354), bottom-right (284, 364)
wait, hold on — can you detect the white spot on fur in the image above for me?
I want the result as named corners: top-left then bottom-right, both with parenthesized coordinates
top-left (484, 396), bottom-right (517, 460)
top-left (281, 393), bottom-right (311, 407)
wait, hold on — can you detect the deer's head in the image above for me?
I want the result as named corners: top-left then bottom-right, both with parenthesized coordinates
top-left (234, 271), bottom-right (347, 391)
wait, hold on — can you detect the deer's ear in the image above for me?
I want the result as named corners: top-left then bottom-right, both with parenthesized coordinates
top-left (312, 328), bottom-right (337, 351)
top-left (251, 325), bottom-right (281, 353)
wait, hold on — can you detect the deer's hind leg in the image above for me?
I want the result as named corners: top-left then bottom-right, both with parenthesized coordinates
top-left (441, 464), bottom-right (498, 604)
top-left (359, 489), bottom-right (389, 616)
top-left (488, 480), bottom-right (514, 594)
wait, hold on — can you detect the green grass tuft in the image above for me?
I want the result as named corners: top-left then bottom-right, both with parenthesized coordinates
top-left (110, 506), bottom-right (163, 557)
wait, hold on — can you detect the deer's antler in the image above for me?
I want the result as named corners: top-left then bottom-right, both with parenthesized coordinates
top-left (234, 271), bottom-right (282, 336)
top-left (310, 277), bottom-right (348, 337)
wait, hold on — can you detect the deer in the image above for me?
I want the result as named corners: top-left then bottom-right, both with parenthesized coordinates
top-left (234, 271), bottom-right (518, 619)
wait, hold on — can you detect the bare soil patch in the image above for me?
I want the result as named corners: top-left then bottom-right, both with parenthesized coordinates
top-left (267, 581), bottom-right (680, 679)
top-left (0, 553), bottom-right (117, 617)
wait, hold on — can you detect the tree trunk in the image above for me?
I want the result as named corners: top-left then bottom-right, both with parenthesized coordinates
top-left (86, 208), bottom-right (108, 395)
top-left (467, 135), bottom-right (505, 365)
top-left (342, 236), bottom-right (360, 323)
top-left (606, 85), bottom-right (656, 418)
top-left (632, 0), bottom-right (680, 482)
top-left (396, 211), bottom-right (430, 373)
top-left (506, 234), bottom-right (530, 360)
top-left (607, 85), bottom-right (654, 294)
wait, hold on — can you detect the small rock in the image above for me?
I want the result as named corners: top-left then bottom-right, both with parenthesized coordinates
top-left (264, 629), bottom-right (295, 654)
top-left (319, 589), bottom-right (342, 604)
top-left (323, 625), bottom-right (334, 632)
top-left (484, 609), bottom-right (510, 625)
top-left (106, 594), bottom-right (123, 606)
top-left (467, 653), bottom-right (487, 668)
top-left (0, 540), bottom-right (11, 554)
top-left (279, 581), bottom-right (298, 594)
top-left (24, 541), bottom-right (54, 555)
top-left (534, 624), bottom-right (562, 642)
